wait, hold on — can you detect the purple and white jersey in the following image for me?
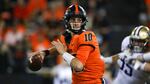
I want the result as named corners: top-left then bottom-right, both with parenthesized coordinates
top-left (113, 36), bottom-right (150, 84)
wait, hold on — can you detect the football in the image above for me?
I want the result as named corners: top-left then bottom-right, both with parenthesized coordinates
top-left (28, 55), bottom-right (43, 71)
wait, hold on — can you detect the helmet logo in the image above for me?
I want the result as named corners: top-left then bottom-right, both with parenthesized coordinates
top-left (139, 31), bottom-right (149, 39)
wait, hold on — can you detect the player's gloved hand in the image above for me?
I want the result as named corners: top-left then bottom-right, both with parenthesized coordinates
top-left (100, 55), bottom-right (113, 64)
top-left (118, 49), bottom-right (131, 59)
top-left (133, 60), bottom-right (145, 70)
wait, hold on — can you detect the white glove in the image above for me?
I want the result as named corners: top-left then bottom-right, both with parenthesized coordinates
top-left (100, 55), bottom-right (112, 64)
top-left (134, 60), bottom-right (146, 70)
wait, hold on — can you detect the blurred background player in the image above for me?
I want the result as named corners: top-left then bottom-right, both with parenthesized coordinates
top-left (102, 25), bottom-right (150, 84)
top-left (52, 59), bottom-right (72, 84)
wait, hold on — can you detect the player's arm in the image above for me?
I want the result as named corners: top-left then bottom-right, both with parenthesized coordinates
top-left (101, 52), bottom-right (125, 64)
top-left (101, 54), bottom-right (119, 64)
top-left (28, 46), bottom-right (57, 62)
top-left (143, 63), bottom-right (150, 72)
top-left (28, 34), bottom-right (64, 63)
top-left (126, 52), bottom-right (150, 62)
top-left (52, 40), bottom-right (95, 72)
top-left (134, 61), bottom-right (150, 72)
top-left (51, 40), bottom-right (86, 72)
top-left (28, 46), bottom-right (58, 71)
top-left (137, 52), bottom-right (150, 62)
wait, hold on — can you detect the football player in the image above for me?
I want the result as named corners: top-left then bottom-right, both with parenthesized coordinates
top-left (102, 26), bottom-right (150, 84)
top-left (29, 4), bottom-right (105, 84)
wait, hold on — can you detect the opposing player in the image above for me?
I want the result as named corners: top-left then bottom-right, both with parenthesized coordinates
top-left (28, 4), bottom-right (105, 84)
top-left (102, 26), bottom-right (150, 84)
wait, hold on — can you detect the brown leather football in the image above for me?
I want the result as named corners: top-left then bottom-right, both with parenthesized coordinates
top-left (28, 55), bottom-right (43, 71)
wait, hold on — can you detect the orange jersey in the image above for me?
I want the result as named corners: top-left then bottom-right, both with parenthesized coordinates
top-left (60, 31), bottom-right (105, 84)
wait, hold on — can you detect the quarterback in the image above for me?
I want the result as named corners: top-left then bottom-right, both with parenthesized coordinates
top-left (28, 4), bottom-right (105, 84)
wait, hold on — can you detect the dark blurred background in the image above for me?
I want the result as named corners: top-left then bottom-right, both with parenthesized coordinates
top-left (0, 0), bottom-right (150, 84)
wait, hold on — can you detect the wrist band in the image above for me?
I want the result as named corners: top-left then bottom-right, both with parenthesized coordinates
top-left (43, 50), bottom-right (49, 57)
top-left (62, 52), bottom-right (75, 65)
